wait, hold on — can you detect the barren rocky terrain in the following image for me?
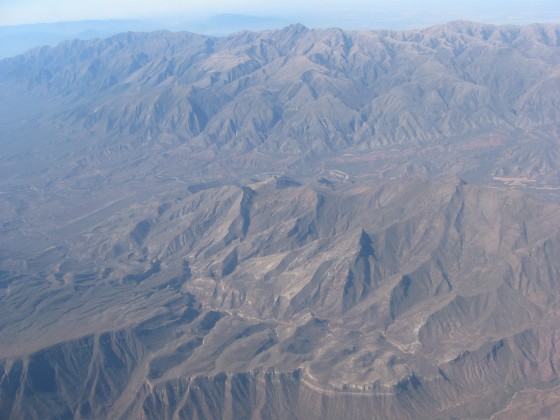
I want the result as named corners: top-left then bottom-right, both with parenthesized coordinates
top-left (1, 21), bottom-right (560, 419)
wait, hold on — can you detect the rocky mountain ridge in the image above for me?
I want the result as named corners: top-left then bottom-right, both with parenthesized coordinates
top-left (1, 21), bottom-right (560, 185)
top-left (2, 176), bottom-right (560, 418)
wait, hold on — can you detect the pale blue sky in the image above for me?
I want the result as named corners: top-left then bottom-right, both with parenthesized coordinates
top-left (1, 0), bottom-right (559, 27)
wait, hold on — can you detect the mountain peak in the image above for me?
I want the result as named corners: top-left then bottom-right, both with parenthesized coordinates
top-left (277, 22), bottom-right (309, 36)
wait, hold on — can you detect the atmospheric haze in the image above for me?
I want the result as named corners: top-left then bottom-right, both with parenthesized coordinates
top-left (2, 0), bottom-right (560, 26)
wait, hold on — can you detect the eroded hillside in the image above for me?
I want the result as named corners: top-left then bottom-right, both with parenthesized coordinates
top-left (2, 22), bottom-right (560, 419)
top-left (1, 176), bottom-right (560, 418)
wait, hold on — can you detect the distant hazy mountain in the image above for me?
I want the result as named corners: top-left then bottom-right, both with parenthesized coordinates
top-left (1, 22), bottom-right (560, 419)
top-left (0, 15), bottom-right (289, 59)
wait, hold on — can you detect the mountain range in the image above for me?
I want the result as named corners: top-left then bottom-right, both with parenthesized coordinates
top-left (1, 21), bottom-right (560, 419)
